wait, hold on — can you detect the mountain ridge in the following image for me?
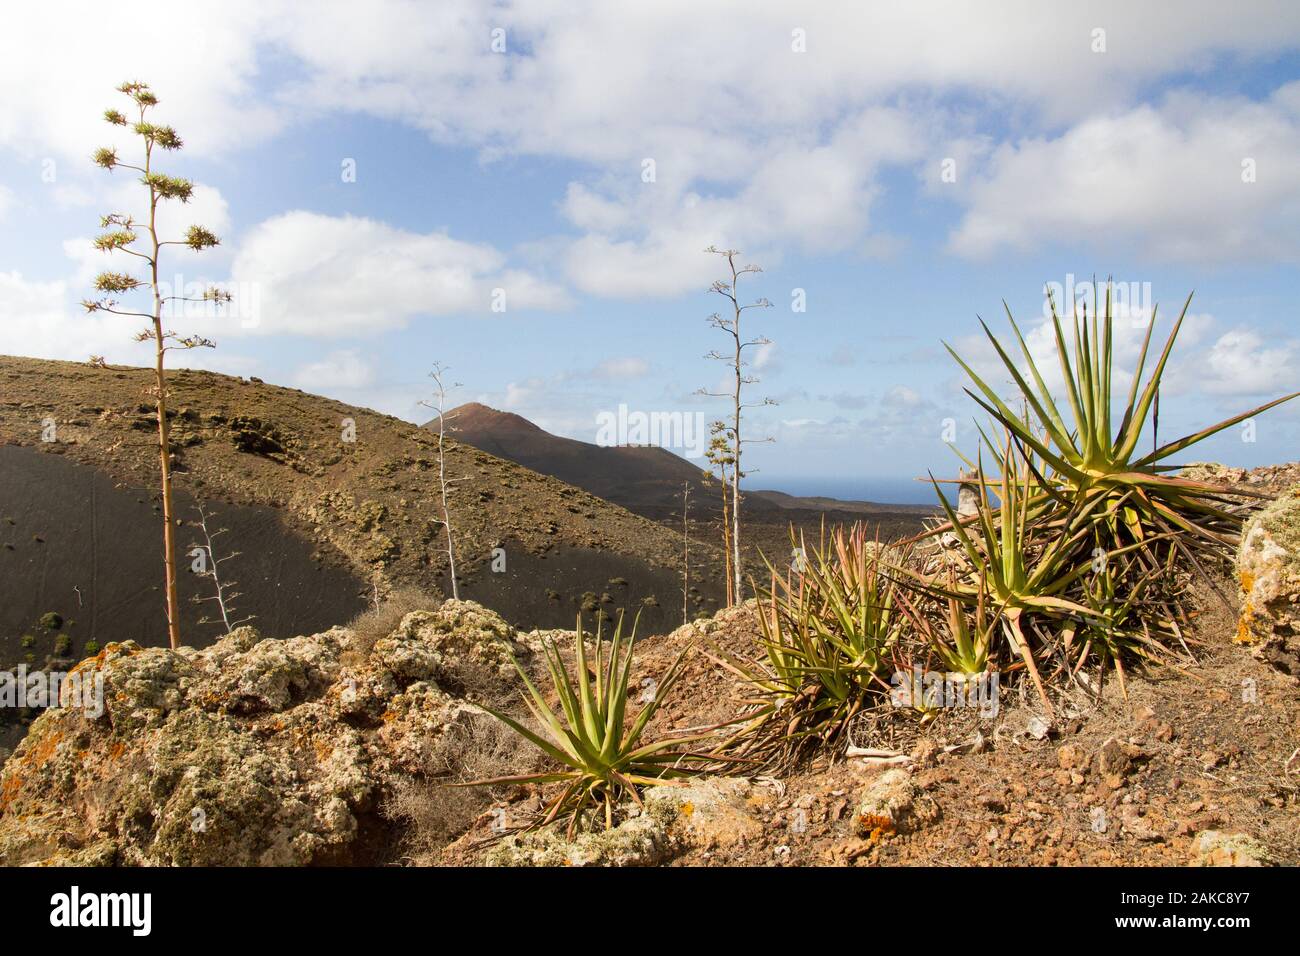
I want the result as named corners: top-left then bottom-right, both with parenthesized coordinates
top-left (425, 402), bottom-right (934, 518)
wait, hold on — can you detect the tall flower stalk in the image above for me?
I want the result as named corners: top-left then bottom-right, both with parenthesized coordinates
top-left (83, 81), bottom-right (228, 649)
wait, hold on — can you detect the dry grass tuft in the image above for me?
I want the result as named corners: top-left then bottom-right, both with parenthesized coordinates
top-left (344, 587), bottom-right (442, 661)
top-left (386, 712), bottom-right (534, 864)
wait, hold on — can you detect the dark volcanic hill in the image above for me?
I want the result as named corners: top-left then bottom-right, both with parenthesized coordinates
top-left (426, 403), bottom-right (935, 524)
top-left (0, 356), bottom-right (728, 671)
top-left (428, 403), bottom-right (709, 512)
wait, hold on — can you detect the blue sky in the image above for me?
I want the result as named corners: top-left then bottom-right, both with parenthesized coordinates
top-left (2, 2), bottom-right (1298, 503)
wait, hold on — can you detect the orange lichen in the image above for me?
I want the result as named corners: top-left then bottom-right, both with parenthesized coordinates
top-left (28, 730), bottom-right (63, 770)
top-left (856, 813), bottom-right (895, 842)
top-left (678, 801), bottom-right (695, 818)
top-left (0, 772), bottom-right (24, 812)
top-left (1236, 601), bottom-right (1257, 644)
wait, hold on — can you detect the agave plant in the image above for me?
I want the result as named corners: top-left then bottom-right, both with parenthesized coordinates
top-left (1062, 549), bottom-right (1192, 696)
top-left (907, 434), bottom-right (1115, 715)
top-left (468, 615), bottom-right (708, 835)
top-left (944, 283), bottom-right (1297, 563)
top-left (897, 575), bottom-right (998, 677)
top-left (710, 525), bottom-right (907, 770)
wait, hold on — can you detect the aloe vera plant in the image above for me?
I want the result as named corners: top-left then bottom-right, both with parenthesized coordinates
top-left (469, 615), bottom-right (708, 835)
top-left (944, 283), bottom-right (1298, 560)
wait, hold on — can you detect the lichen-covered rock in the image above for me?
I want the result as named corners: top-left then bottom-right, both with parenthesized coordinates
top-left (1178, 462), bottom-right (1249, 486)
top-left (855, 768), bottom-right (939, 836)
top-left (482, 777), bottom-right (765, 867)
top-left (0, 601), bottom-right (531, 866)
top-left (1190, 831), bottom-right (1272, 867)
top-left (1237, 485), bottom-right (1300, 675)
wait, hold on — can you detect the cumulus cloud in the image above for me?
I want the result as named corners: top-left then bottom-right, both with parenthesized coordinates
top-left (0, 269), bottom-right (256, 374)
top-left (0, 1), bottom-right (279, 162)
top-left (558, 106), bottom-right (924, 297)
top-left (1195, 329), bottom-right (1300, 397)
top-left (61, 181), bottom-right (233, 290)
top-left (948, 85), bottom-right (1300, 262)
top-left (228, 211), bottom-right (569, 336)
top-left (0, 271), bottom-right (114, 361)
top-left (947, 304), bottom-right (1297, 426)
top-left (7, 2), bottom-right (1300, 301)
top-left (292, 350), bottom-right (376, 390)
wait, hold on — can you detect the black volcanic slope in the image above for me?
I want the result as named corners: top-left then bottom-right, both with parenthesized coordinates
top-left (0, 444), bottom-right (368, 666)
top-left (0, 356), bottom-right (727, 650)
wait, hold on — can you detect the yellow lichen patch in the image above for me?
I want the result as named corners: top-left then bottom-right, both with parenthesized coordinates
top-left (678, 801), bottom-right (695, 818)
top-left (1239, 569), bottom-right (1255, 595)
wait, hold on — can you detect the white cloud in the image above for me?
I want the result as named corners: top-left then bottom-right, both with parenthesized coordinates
top-left (948, 85), bottom-right (1300, 262)
top-left (266, 2), bottom-right (1300, 165)
top-left (589, 357), bottom-right (650, 380)
top-left (6, 2), bottom-right (1300, 303)
top-left (60, 180), bottom-right (233, 292)
top-left (557, 106), bottom-right (924, 297)
top-left (752, 341), bottom-right (779, 372)
top-left (292, 350), bottom-right (375, 391)
top-left (0, 271), bottom-right (114, 360)
top-left (1197, 329), bottom-right (1299, 397)
top-left (229, 211), bottom-right (569, 336)
top-left (948, 306), bottom-right (1297, 422)
top-left (0, 269), bottom-right (261, 375)
top-left (0, 2), bottom-right (279, 162)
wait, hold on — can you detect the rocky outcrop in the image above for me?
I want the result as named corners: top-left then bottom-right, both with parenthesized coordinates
top-left (0, 601), bottom-right (532, 866)
top-left (482, 777), bottom-right (766, 867)
top-left (1237, 484), bottom-right (1300, 675)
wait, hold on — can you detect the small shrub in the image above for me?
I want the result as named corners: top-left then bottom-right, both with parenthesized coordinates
top-left (387, 713), bottom-right (534, 864)
top-left (344, 587), bottom-right (442, 661)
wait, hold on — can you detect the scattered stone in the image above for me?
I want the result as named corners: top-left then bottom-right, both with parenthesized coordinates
top-left (1096, 737), bottom-right (1132, 785)
top-left (1057, 743), bottom-right (1087, 771)
top-left (1117, 804), bottom-right (1162, 842)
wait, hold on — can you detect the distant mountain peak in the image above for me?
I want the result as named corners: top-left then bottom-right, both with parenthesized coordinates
top-left (425, 402), bottom-right (542, 434)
